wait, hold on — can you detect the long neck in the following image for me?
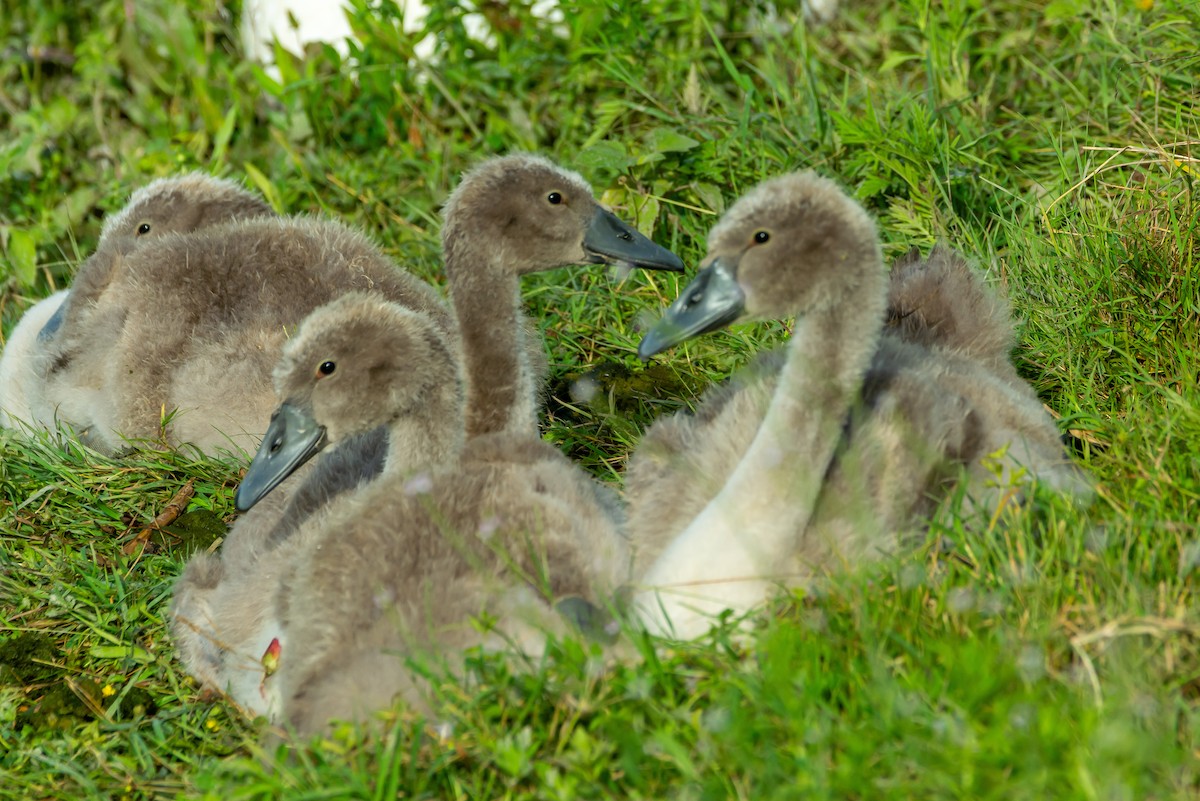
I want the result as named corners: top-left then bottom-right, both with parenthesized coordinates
top-left (383, 411), bottom-right (463, 479)
top-left (636, 269), bottom-right (888, 639)
top-left (444, 237), bottom-right (536, 440)
top-left (383, 373), bottom-right (465, 478)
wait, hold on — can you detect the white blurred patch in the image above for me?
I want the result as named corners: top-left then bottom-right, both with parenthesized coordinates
top-left (46, 591), bottom-right (79, 617)
top-left (1085, 525), bottom-right (1110, 554)
top-left (569, 375), bottom-right (600, 404)
top-left (1008, 703), bottom-right (1035, 731)
top-left (757, 442), bottom-right (784, 470)
top-left (373, 586), bottom-right (396, 611)
top-left (701, 705), bottom-right (731, 733)
top-left (607, 260), bottom-right (635, 282)
top-left (1016, 644), bottom-right (1045, 682)
top-left (946, 586), bottom-right (975, 614)
top-left (403, 472), bottom-right (433, 496)
top-left (241, 0), bottom-right (359, 65)
top-left (477, 514), bottom-right (501, 541)
top-left (898, 562), bottom-right (925, 590)
top-left (634, 308), bottom-right (660, 334)
top-left (977, 591), bottom-right (1005, 617)
top-left (432, 719), bottom-right (454, 741)
top-left (1179, 540), bottom-right (1200, 575)
top-left (241, 0), bottom-right (564, 78)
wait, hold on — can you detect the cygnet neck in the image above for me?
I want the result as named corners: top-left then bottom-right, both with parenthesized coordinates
top-left (444, 236), bottom-right (531, 440)
top-left (637, 248), bottom-right (889, 639)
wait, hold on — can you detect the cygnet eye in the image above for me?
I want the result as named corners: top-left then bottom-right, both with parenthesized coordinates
top-left (317, 361), bottom-right (336, 377)
top-left (753, 230), bottom-right (770, 244)
top-left (137, 223), bottom-right (152, 236)
top-left (547, 191), bottom-right (563, 205)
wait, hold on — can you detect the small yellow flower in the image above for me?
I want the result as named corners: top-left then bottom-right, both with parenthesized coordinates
top-left (206, 718), bottom-right (220, 731)
top-left (101, 685), bottom-right (116, 697)
top-left (1134, 0), bottom-right (1153, 9)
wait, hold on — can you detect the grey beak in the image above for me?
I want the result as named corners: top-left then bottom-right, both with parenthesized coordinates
top-left (235, 402), bottom-right (327, 512)
top-left (583, 207), bottom-right (684, 272)
top-left (37, 296), bottom-right (68, 343)
top-left (637, 258), bottom-right (746, 360)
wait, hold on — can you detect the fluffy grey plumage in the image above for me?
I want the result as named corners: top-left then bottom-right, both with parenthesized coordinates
top-left (272, 430), bottom-right (627, 734)
top-left (172, 296), bottom-right (626, 734)
top-left (626, 173), bottom-right (1089, 639)
top-left (25, 175), bottom-right (276, 443)
top-left (0, 290), bottom-right (68, 429)
top-left (1, 175), bottom-right (274, 439)
top-left (42, 211), bottom-right (454, 456)
top-left (171, 155), bottom-right (669, 733)
top-left (170, 294), bottom-right (463, 717)
top-left (52, 173), bottom-right (277, 362)
top-left (885, 244), bottom-right (1017, 376)
top-left (441, 153), bottom-right (682, 439)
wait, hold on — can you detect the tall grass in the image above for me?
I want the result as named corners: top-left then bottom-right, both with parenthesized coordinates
top-left (1, 0), bottom-right (1197, 797)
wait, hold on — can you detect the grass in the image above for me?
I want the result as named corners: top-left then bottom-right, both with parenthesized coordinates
top-left (1, 0), bottom-right (1198, 797)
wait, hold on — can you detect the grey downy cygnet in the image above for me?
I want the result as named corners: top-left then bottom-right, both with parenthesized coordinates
top-left (626, 171), bottom-right (1089, 640)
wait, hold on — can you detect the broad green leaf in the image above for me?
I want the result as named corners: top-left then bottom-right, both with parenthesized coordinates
top-left (576, 141), bottom-right (634, 179)
top-left (645, 128), bottom-right (700, 156)
top-left (632, 194), bottom-right (660, 237)
top-left (7, 228), bottom-right (38, 288)
top-left (692, 182), bottom-right (726, 215)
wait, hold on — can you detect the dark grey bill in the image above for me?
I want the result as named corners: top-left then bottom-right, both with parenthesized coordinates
top-left (37, 295), bottom-right (68, 343)
top-left (638, 258), bottom-right (746, 360)
top-left (583, 207), bottom-right (684, 272)
top-left (235, 402), bottom-right (328, 512)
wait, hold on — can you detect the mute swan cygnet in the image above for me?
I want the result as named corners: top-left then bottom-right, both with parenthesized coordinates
top-left (441, 153), bottom-right (684, 438)
top-left (45, 211), bottom-right (453, 457)
top-left (173, 155), bottom-right (681, 730)
top-left (170, 293), bottom-right (461, 717)
top-left (627, 172), bottom-right (1089, 640)
top-left (223, 311), bottom-right (625, 734)
top-left (0, 174), bottom-right (274, 440)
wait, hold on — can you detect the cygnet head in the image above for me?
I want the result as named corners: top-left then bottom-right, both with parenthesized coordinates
top-left (441, 153), bottom-right (684, 278)
top-left (235, 293), bottom-right (460, 511)
top-left (639, 171), bottom-right (882, 359)
top-left (97, 172), bottom-right (274, 255)
top-left (37, 174), bottom-right (274, 345)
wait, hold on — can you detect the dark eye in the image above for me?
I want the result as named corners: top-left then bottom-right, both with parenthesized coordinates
top-left (547, 192), bottom-right (562, 205)
top-left (317, 361), bottom-right (336, 376)
top-left (754, 230), bottom-right (770, 244)
top-left (136, 223), bottom-right (152, 236)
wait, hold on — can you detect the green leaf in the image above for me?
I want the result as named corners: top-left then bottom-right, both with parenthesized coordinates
top-left (879, 51), bottom-right (920, 73)
top-left (645, 128), bottom-right (700, 156)
top-left (692, 182), bottom-right (726, 215)
top-left (576, 141), bottom-right (634, 180)
top-left (210, 105), bottom-right (239, 168)
top-left (1043, 0), bottom-right (1085, 21)
top-left (50, 187), bottom-right (102, 242)
top-left (7, 228), bottom-right (39, 288)
top-left (89, 645), bottom-right (156, 664)
top-left (632, 194), bottom-right (661, 237)
top-left (243, 163), bottom-right (286, 214)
